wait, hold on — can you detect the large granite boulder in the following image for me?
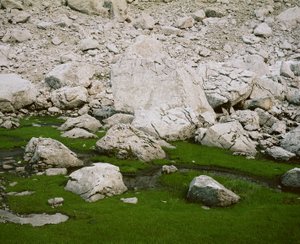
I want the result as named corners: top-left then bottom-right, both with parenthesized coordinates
top-left (45, 62), bottom-right (95, 89)
top-left (187, 175), bottom-right (240, 207)
top-left (0, 74), bottom-right (37, 112)
top-left (281, 168), bottom-right (300, 188)
top-left (65, 163), bottom-right (127, 202)
top-left (24, 137), bottom-right (83, 170)
top-left (281, 126), bottom-right (300, 156)
top-left (96, 124), bottom-right (167, 162)
top-left (51, 86), bottom-right (88, 109)
top-left (111, 35), bottom-right (214, 140)
top-left (195, 121), bottom-right (257, 155)
top-left (59, 114), bottom-right (101, 133)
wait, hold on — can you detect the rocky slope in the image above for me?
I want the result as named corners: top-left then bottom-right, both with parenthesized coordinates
top-left (0, 0), bottom-right (300, 161)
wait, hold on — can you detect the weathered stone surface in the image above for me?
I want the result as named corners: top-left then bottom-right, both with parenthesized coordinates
top-left (195, 121), bottom-right (257, 155)
top-left (277, 7), bottom-right (300, 28)
top-left (59, 114), bottom-right (101, 133)
top-left (103, 113), bottom-right (134, 129)
top-left (0, 210), bottom-right (68, 227)
top-left (162, 165), bottom-right (178, 174)
top-left (266, 146), bottom-right (295, 161)
top-left (24, 137), bottom-right (83, 170)
top-left (65, 163), bottom-right (127, 202)
top-left (45, 62), bottom-right (95, 89)
top-left (45, 168), bottom-right (68, 176)
top-left (79, 38), bottom-right (99, 51)
top-left (96, 124), bottom-right (167, 162)
top-left (198, 61), bottom-right (255, 109)
top-left (176, 16), bottom-right (194, 29)
top-left (281, 168), bottom-right (300, 188)
top-left (281, 126), bottom-right (300, 156)
top-left (0, 74), bottom-right (37, 112)
top-left (231, 110), bottom-right (260, 131)
top-left (133, 13), bottom-right (155, 30)
top-left (2, 29), bottom-right (31, 43)
top-left (0, 45), bottom-right (10, 67)
top-left (254, 23), bottom-right (272, 37)
top-left (48, 197), bottom-right (64, 208)
top-left (61, 128), bottom-right (97, 138)
top-left (1, 0), bottom-right (23, 10)
top-left (111, 36), bottom-right (214, 140)
top-left (120, 197), bottom-right (138, 204)
top-left (51, 86), bottom-right (88, 109)
top-left (187, 175), bottom-right (240, 207)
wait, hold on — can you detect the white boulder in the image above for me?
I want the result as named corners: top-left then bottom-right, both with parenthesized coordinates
top-left (61, 128), bottom-right (97, 139)
top-left (281, 126), bottom-right (300, 156)
top-left (0, 74), bottom-right (37, 112)
top-left (65, 163), bottom-right (127, 202)
top-left (266, 146), bottom-right (295, 161)
top-left (281, 168), bottom-right (300, 188)
top-left (24, 137), bottom-right (83, 170)
top-left (96, 124), bottom-right (167, 162)
top-left (59, 114), bottom-right (101, 133)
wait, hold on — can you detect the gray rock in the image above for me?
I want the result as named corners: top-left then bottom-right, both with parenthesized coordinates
top-left (254, 23), bottom-right (272, 37)
top-left (281, 126), bottom-right (300, 156)
top-left (133, 13), bottom-right (155, 30)
top-left (187, 175), bottom-right (240, 207)
top-left (51, 86), bottom-right (88, 109)
top-left (266, 146), bottom-right (295, 161)
top-left (59, 114), bottom-right (101, 133)
top-left (281, 168), bottom-right (300, 188)
top-left (45, 168), bottom-right (68, 176)
top-left (0, 210), bottom-right (68, 227)
top-left (162, 165), bottom-right (178, 174)
top-left (176, 16), bottom-right (194, 29)
top-left (65, 163), bottom-right (127, 202)
top-left (280, 62), bottom-right (295, 78)
top-left (286, 88), bottom-right (300, 105)
top-left (1, 0), bottom-right (23, 9)
top-left (277, 7), bottom-right (300, 28)
top-left (45, 62), bottom-right (95, 89)
top-left (0, 74), bottom-right (37, 112)
top-left (96, 124), bottom-right (167, 162)
top-left (61, 128), bottom-right (97, 138)
top-left (24, 137), bottom-right (83, 170)
top-left (2, 29), bottom-right (31, 43)
top-left (79, 38), bottom-right (98, 51)
top-left (0, 45), bottom-right (10, 67)
top-left (196, 121), bottom-right (257, 155)
top-left (191, 10), bottom-right (206, 22)
top-left (103, 113), bottom-right (134, 129)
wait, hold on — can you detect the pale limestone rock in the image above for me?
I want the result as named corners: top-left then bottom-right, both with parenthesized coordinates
top-left (120, 197), bottom-right (138, 204)
top-left (45, 62), bottom-right (95, 89)
top-left (187, 175), bottom-right (240, 207)
top-left (254, 22), bottom-right (272, 37)
top-left (45, 168), bottom-right (68, 176)
top-left (65, 163), bottom-right (127, 202)
top-left (0, 74), bottom-right (37, 112)
top-left (2, 29), bottom-right (31, 43)
top-left (51, 86), bottom-right (88, 109)
top-left (59, 114), bottom-right (101, 133)
top-left (162, 165), bottom-right (178, 174)
top-left (61, 128), bottom-right (97, 139)
top-left (24, 137), bottom-right (83, 170)
top-left (96, 124), bottom-right (167, 162)
top-left (111, 36), bottom-right (214, 140)
top-left (1, 0), bottom-right (23, 9)
top-left (176, 16), bottom-right (194, 29)
top-left (103, 113), bottom-right (134, 129)
top-left (195, 121), bottom-right (257, 155)
top-left (79, 38), bottom-right (99, 51)
top-left (133, 13), bottom-right (155, 30)
top-left (277, 7), bottom-right (300, 28)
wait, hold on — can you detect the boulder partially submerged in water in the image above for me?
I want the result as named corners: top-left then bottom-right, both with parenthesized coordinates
top-left (24, 137), bottom-right (83, 171)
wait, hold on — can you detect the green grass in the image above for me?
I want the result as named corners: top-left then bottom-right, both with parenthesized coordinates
top-left (1, 172), bottom-right (300, 243)
top-left (0, 116), bottom-right (105, 153)
top-left (158, 141), bottom-right (300, 179)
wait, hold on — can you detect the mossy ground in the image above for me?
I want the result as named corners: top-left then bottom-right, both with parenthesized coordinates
top-left (0, 116), bottom-right (300, 243)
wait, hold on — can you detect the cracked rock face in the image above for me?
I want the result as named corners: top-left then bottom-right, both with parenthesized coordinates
top-left (24, 137), bottom-right (83, 171)
top-left (195, 121), bottom-right (257, 155)
top-left (96, 124), bottom-right (167, 162)
top-left (111, 35), bottom-right (214, 140)
top-left (65, 163), bottom-right (127, 202)
top-left (187, 175), bottom-right (240, 207)
top-left (197, 61), bottom-right (255, 109)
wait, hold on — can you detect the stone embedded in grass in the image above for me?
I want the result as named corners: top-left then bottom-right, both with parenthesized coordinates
top-left (61, 128), bottom-right (98, 139)
top-left (121, 197), bottom-right (138, 204)
top-left (162, 165), bottom-right (178, 174)
top-left (281, 168), bottom-right (300, 188)
top-left (45, 168), bottom-right (68, 176)
top-left (24, 137), bottom-right (83, 171)
top-left (65, 163), bottom-right (127, 202)
top-left (48, 197), bottom-right (64, 208)
top-left (187, 175), bottom-right (240, 207)
top-left (59, 114), bottom-right (102, 133)
top-left (266, 146), bottom-right (296, 161)
top-left (96, 124), bottom-right (167, 162)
